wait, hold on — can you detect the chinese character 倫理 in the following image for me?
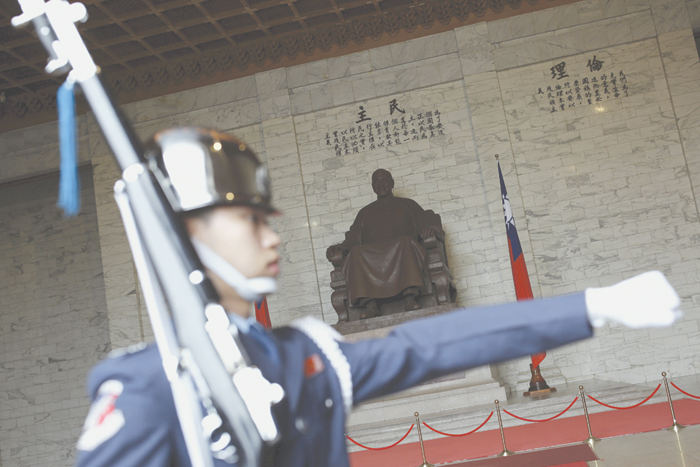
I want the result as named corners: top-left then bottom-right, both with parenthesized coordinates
top-left (587, 55), bottom-right (604, 72)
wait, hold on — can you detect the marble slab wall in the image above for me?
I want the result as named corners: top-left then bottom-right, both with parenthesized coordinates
top-left (0, 169), bottom-right (110, 467)
top-left (3, 0), bottom-right (700, 464)
top-left (486, 0), bottom-right (700, 389)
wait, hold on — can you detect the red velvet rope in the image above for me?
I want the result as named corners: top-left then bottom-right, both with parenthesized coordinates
top-left (346, 381), bottom-right (671, 451)
top-left (587, 383), bottom-right (661, 409)
top-left (671, 382), bottom-right (700, 399)
top-left (503, 396), bottom-right (578, 422)
top-left (345, 424), bottom-right (414, 450)
top-left (422, 411), bottom-right (494, 437)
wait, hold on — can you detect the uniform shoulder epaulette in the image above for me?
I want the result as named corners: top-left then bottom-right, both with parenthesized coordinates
top-left (107, 341), bottom-right (148, 359)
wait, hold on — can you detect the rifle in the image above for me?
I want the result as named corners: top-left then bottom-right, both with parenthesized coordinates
top-left (12, 2), bottom-right (283, 466)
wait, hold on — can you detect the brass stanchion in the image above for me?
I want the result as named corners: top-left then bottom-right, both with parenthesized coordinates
top-left (578, 385), bottom-right (599, 445)
top-left (494, 400), bottom-right (515, 457)
top-left (662, 372), bottom-right (685, 431)
top-left (671, 419), bottom-right (688, 467)
top-left (414, 412), bottom-right (434, 467)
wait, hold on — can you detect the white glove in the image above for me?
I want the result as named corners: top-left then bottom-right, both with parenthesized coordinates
top-left (585, 271), bottom-right (682, 328)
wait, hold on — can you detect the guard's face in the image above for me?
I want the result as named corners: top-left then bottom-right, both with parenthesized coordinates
top-left (372, 171), bottom-right (394, 197)
top-left (186, 205), bottom-right (281, 290)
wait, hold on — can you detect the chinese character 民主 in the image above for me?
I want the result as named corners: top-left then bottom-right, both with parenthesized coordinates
top-left (389, 99), bottom-right (405, 115)
top-left (356, 106), bottom-right (372, 124)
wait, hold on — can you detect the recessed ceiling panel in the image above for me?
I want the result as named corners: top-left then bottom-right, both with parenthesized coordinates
top-left (0, 0), bottom-right (564, 132)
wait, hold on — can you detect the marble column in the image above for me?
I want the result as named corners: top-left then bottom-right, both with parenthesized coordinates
top-left (90, 130), bottom-right (151, 349)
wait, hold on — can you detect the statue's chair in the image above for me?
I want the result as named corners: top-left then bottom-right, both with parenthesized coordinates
top-left (327, 210), bottom-right (457, 322)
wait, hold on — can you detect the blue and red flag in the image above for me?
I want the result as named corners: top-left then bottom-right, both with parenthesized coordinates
top-left (498, 159), bottom-right (546, 370)
top-left (254, 298), bottom-right (272, 329)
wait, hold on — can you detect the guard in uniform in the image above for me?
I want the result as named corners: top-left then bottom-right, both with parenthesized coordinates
top-left (75, 127), bottom-right (682, 467)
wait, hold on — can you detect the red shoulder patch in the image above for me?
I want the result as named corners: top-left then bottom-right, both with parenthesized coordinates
top-left (304, 353), bottom-right (325, 377)
top-left (76, 380), bottom-right (125, 452)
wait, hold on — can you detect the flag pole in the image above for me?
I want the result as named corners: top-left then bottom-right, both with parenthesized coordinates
top-left (496, 155), bottom-right (555, 397)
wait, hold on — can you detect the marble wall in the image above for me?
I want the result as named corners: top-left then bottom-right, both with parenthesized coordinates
top-left (3, 0), bottom-right (700, 464)
top-left (0, 169), bottom-right (110, 467)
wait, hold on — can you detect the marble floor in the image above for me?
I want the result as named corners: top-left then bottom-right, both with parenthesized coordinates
top-left (586, 424), bottom-right (700, 467)
top-left (512, 374), bottom-right (700, 467)
top-left (348, 374), bottom-right (700, 465)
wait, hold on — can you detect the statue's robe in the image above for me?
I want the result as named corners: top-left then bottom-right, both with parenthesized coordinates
top-left (341, 195), bottom-right (438, 306)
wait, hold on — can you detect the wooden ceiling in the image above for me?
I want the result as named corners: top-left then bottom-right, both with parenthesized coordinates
top-left (0, 0), bottom-right (572, 132)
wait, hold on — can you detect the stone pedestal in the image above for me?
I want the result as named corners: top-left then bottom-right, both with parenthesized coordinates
top-left (333, 305), bottom-right (507, 433)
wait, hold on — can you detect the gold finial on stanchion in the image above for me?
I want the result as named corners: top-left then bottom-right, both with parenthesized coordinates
top-left (494, 400), bottom-right (514, 457)
top-left (414, 412), bottom-right (435, 467)
top-left (662, 372), bottom-right (685, 431)
top-left (579, 385), bottom-right (600, 445)
top-left (495, 154), bottom-right (499, 160)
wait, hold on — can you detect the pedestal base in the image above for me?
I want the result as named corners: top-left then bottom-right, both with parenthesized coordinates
top-left (334, 304), bottom-right (507, 435)
top-left (332, 303), bottom-right (457, 338)
top-left (347, 367), bottom-right (507, 430)
top-left (524, 387), bottom-right (557, 397)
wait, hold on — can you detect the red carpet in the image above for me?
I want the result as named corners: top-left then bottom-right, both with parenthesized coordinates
top-left (349, 399), bottom-right (700, 467)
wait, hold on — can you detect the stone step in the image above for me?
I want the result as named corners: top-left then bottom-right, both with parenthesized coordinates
top-left (345, 378), bottom-right (678, 452)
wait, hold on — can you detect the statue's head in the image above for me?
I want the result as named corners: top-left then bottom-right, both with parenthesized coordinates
top-left (371, 169), bottom-right (394, 198)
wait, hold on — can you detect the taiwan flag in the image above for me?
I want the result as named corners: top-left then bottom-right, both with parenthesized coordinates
top-left (498, 159), bottom-right (546, 370)
top-left (255, 298), bottom-right (272, 329)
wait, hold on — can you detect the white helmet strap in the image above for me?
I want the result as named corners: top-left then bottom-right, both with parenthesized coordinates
top-left (190, 238), bottom-right (277, 303)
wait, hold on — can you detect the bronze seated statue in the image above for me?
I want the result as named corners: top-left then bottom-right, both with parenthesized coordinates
top-left (326, 169), bottom-right (457, 322)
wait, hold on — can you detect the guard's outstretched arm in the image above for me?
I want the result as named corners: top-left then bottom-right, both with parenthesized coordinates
top-left (341, 292), bottom-right (592, 404)
top-left (341, 270), bottom-right (682, 405)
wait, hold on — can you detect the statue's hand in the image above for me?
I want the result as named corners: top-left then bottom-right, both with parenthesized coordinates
top-left (326, 244), bottom-right (347, 262)
top-left (420, 226), bottom-right (435, 239)
top-left (420, 226), bottom-right (443, 241)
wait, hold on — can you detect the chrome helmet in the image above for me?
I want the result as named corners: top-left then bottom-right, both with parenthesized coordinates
top-left (145, 127), bottom-right (275, 213)
top-left (144, 127), bottom-right (278, 302)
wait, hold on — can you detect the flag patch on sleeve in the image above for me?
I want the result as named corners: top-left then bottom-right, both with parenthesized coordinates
top-left (304, 353), bottom-right (325, 377)
top-left (76, 380), bottom-right (125, 452)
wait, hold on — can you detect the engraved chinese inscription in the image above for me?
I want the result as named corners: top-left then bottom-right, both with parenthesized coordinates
top-left (536, 56), bottom-right (629, 113)
top-left (325, 99), bottom-right (445, 157)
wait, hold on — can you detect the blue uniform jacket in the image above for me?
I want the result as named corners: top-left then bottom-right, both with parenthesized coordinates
top-left (75, 292), bottom-right (592, 467)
